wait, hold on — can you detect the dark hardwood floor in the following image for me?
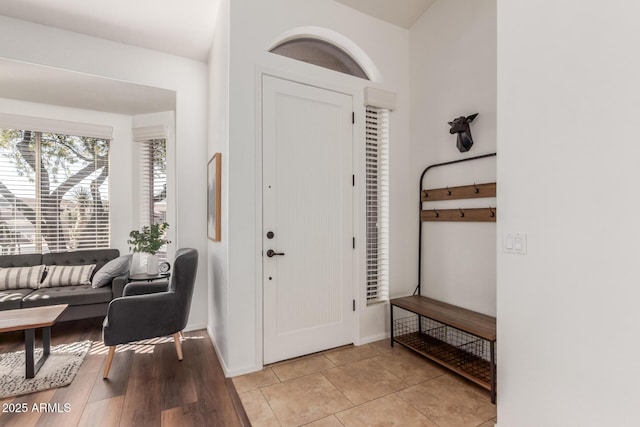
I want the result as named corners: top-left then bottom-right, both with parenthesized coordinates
top-left (0, 317), bottom-right (250, 427)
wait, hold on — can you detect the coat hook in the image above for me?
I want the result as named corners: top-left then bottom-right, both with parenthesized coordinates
top-left (459, 208), bottom-right (465, 218)
top-left (433, 208), bottom-right (439, 218)
top-left (447, 187), bottom-right (452, 196)
top-left (489, 207), bottom-right (495, 218)
top-left (474, 183), bottom-right (479, 194)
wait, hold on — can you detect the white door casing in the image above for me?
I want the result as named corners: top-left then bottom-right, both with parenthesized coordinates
top-left (262, 75), bottom-right (354, 364)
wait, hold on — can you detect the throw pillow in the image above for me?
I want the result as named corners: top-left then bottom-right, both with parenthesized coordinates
top-left (39, 264), bottom-right (96, 288)
top-left (0, 265), bottom-right (45, 290)
top-left (91, 254), bottom-right (132, 288)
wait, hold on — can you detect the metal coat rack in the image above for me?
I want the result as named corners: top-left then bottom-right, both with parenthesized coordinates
top-left (416, 152), bottom-right (497, 296)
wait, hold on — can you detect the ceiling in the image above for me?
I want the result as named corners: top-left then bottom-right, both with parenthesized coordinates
top-left (334, 0), bottom-right (436, 29)
top-left (0, 0), bottom-right (433, 115)
top-left (0, 0), bottom-right (218, 62)
top-left (0, 59), bottom-right (176, 115)
top-left (0, 0), bottom-right (434, 65)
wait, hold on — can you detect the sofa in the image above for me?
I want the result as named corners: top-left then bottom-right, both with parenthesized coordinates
top-left (0, 249), bottom-right (129, 322)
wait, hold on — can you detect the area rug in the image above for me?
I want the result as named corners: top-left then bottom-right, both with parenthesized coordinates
top-left (0, 340), bottom-right (91, 398)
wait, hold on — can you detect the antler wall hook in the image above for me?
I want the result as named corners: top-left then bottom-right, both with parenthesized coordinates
top-left (448, 113), bottom-right (478, 153)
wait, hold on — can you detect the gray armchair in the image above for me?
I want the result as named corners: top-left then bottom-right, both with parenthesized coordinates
top-left (102, 248), bottom-right (198, 379)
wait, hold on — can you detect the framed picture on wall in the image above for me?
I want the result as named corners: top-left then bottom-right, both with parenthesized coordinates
top-left (207, 153), bottom-right (221, 241)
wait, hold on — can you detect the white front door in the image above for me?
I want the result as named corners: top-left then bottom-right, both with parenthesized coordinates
top-left (262, 75), bottom-right (354, 364)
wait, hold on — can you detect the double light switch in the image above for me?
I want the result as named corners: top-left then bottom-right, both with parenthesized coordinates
top-left (504, 233), bottom-right (527, 255)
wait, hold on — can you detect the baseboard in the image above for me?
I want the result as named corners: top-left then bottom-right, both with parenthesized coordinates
top-left (226, 364), bottom-right (263, 377)
top-left (358, 332), bottom-right (389, 346)
top-left (205, 327), bottom-right (392, 378)
top-left (207, 326), bottom-right (229, 376)
top-left (184, 322), bottom-right (207, 332)
top-left (206, 326), bottom-right (263, 378)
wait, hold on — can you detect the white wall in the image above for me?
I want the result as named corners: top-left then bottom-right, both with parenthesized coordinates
top-left (410, 0), bottom-right (497, 316)
top-left (208, 0), bottom-right (231, 366)
top-left (0, 16), bottom-right (209, 330)
top-left (210, 0), bottom-right (412, 375)
top-left (498, 1), bottom-right (640, 425)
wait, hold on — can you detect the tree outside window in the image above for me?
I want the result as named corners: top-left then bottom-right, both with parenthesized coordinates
top-left (0, 129), bottom-right (110, 254)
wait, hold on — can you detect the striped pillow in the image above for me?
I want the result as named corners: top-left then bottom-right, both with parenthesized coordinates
top-left (39, 264), bottom-right (96, 288)
top-left (0, 265), bottom-right (46, 290)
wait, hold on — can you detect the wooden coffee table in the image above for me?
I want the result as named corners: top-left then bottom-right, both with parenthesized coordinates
top-left (0, 304), bottom-right (68, 379)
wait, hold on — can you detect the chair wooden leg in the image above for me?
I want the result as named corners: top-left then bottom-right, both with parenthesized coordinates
top-left (179, 330), bottom-right (184, 339)
top-left (173, 333), bottom-right (183, 361)
top-left (103, 346), bottom-right (116, 379)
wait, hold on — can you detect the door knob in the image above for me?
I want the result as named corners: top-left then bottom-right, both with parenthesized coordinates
top-left (266, 249), bottom-right (285, 257)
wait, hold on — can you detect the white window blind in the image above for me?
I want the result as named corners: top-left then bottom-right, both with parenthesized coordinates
top-left (132, 125), bottom-right (167, 142)
top-left (0, 113), bottom-right (113, 140)
top-left (138, 139), bottom-right (168, 259)
top-left (0, 128), bottom-right (110, 254)
top-left (365, 107), bottom-right (390, 304)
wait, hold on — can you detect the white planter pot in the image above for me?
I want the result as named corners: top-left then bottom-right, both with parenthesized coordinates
top-left (146, 253), bottom-right (159, 275)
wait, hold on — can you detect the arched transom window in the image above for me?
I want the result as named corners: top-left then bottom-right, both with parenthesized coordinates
top-left (270, 38), bottom-right (369, 80)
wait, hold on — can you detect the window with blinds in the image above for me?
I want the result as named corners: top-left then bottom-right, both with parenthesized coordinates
top-left (365, 107), bottom-right (389, 304)
top-left (138, 138), bottom-right (168, 259)
top-left (0, 129), bottom-right (110, 254)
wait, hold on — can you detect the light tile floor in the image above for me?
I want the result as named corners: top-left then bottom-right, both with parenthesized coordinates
top-left (233, 340), bottom-right (497, 427)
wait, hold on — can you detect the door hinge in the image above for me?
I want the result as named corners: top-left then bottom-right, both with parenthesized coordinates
top-left (353, 299), bottom-right (356, 311)
top-left (352, 175), bottom-right (355, 187)
top-left (352, 237), bottom-right (355, 249)
top-left (352, 112), bottom-right (355, 124)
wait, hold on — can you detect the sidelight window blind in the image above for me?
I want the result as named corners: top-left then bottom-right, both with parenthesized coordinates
top-left (138, 138), bottom-right (168, 259)
top-left (365, 107), bottom-right (389, 304)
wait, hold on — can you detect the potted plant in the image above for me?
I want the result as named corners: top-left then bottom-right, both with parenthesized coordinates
top-left (127, 222), bottom-right (171, 275)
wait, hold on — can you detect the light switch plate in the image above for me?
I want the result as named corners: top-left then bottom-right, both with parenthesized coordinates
top-left (504, 233), bottom-right (527, 254)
